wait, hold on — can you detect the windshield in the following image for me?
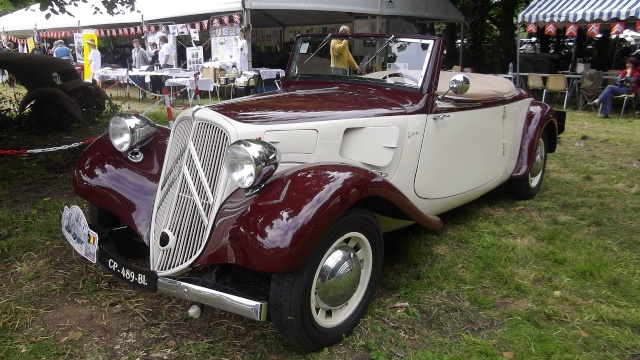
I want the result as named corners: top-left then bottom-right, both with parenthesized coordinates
top-left (287, 35), bottom-right (434, 90)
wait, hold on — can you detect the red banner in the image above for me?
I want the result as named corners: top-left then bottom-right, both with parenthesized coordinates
top-left (566, 23), bottom-right (578, 37)
top-left (611, 22), bottom-right (624, 35)
top-left (526, 23), bottom-right (537, 33)
top-left (544, 23), bottom-right (557, 35)
top-left (587, 23), bottom-right (600, 36)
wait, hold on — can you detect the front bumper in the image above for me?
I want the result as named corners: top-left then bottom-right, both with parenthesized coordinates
top-left (99, 237), bottom-right (268, 321)
top-left (61, 205), bottom-right (267, 321)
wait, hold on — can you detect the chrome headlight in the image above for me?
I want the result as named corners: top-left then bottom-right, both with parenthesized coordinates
top-left (109, 114), bottom-right (157, 152)
top-left (224, 139), bottom-right (280, 191)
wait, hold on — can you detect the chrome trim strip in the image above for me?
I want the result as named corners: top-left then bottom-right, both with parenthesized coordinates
top-left (157, 277), bottom-right (268, 321)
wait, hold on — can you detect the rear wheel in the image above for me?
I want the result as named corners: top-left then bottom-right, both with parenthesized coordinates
top-left (511, 131), bottom-right (547, 200)
top-left (269, 208), bottom-right (383, 350)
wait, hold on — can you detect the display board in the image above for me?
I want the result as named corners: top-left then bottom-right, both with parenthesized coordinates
top-left (209, 14), bottom-right (243, 63)
top-left (186, 46), bottom-right (204, 71)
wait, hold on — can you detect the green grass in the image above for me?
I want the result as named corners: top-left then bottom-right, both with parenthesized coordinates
top-left (1, 109), bottom-right (640, 359)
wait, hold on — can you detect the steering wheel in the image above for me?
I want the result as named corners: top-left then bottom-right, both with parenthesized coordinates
top-left (382, 72), bottom-right (418, 86)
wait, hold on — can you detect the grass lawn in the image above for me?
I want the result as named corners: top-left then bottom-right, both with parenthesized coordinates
top-left (0, 98), bottom-right (639, 359)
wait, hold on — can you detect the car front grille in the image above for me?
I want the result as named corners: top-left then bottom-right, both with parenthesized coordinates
top-left (150, 117), bottom-right (230, 275)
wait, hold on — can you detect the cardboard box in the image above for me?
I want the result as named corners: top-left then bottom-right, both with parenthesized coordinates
top-left (202, 66), bottom-right (218, 83)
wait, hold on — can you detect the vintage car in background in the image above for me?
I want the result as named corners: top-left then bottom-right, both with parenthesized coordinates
top-left (61, 33), bottom-right (565, 350)
top-left (0, 52), bottom-right (107, 130)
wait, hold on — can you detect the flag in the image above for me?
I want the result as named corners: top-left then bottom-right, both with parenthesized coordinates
top-left (587, 23), bottom-right (600, 37)
top-left (611, 22), bottom-right (624, 35)
top-left (526, 23), bottom-right (537, 34)
top-left (221, 16), bottom-right (229, 26)
top-left (544, 22), bottom-right (557, 36)
top-left (202, 19), bottom-right (209, 30)
top-left (123, 28), bottom-right (129, 36)
top-left (565, 23), bottom-right (578, 37)
top-left (233, 13), bottom-right (241, 24)
top-left (143, 24), bottom-right (149, 34)
top-left (212, 18), bottom-right (219, 27)
top-left (162, 25), bottom-right (168, 34)
top-left (195, 22), bottom-right (200, 31)
top-left (137, 26), bottom-right (142, 34)
top-left (130, 27), bottom-right (136, 35)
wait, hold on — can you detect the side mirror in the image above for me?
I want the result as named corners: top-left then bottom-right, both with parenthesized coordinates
top-left (448, 74), bottom-right (470, 95)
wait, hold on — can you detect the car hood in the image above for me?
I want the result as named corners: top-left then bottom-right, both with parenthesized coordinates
top-left (207, 84), bottom-right (426, 124)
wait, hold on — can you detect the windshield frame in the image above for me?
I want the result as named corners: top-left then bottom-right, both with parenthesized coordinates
top-left (285, 34), bottom-right (436, 91)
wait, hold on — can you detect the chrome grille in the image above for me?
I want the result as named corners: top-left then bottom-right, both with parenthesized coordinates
top-left (151, 118), bottom-right (230, 275)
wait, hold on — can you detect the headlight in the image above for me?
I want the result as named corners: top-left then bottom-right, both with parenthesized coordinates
top-left (224, 139), bottom-right (280, 191)
top-left (109, 114), bottom-right (157, 152)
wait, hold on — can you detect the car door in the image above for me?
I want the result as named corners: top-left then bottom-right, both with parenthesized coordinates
top-left (414, 106), bottom-right (505, 199)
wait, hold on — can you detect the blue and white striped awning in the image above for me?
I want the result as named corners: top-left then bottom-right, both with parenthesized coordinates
top-left (518, 0), bottom-right (640, 24)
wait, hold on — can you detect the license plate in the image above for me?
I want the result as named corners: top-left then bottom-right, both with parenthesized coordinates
top-left (61, 205), bottom-right (98, 263)
top-left (98, 245), bottom-right (158, 291)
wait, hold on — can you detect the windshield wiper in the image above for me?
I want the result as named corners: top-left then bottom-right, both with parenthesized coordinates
top-left (360, 35), bottom-right (395, 71)
top-left (304, 34), bottom-right (332, 64)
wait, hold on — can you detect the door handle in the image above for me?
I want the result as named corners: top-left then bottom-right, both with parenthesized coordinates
top-left (432, 114), bottom-right (450, 120)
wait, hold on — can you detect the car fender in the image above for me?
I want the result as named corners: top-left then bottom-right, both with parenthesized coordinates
top-left (193, 164), bottom-right (442, 273)
top-left (18, 87), bottom-right (82, 121)
top-left (511, 101), bottom-right (559, 178)
top-left (73, 128), bottom-right (171, 244)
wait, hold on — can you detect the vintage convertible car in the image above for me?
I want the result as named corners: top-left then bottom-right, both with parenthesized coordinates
top-left (61, 33), bottom-right (565, 350)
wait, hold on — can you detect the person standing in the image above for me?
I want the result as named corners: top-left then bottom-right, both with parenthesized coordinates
top-left (236, 26), bottom-right (249, 73)
top-left (158, 35), bottom-right (175, 68)
top-left (330, 25), bottom-right (360, 76)
top-left (86, 38), bottom-right (101, 84)
top-left (148, 42), bottom-right (162, 98)
top-left (587, 56), bottom-right (640, 118)
top-left (53, 40), bottom-right (73, 62)
top-left (131, 38), bottom-right (149, 98)
top-left (30, 41), bottom-right (45, 55)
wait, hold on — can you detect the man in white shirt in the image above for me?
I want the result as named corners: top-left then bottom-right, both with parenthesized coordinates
top-left (158, 35), bottom-right (175, 68)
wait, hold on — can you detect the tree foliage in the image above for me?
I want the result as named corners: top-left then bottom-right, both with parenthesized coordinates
top-left (4, 0), bottom-right (136, 17)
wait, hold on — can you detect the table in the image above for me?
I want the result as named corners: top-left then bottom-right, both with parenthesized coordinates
top-left (252, 68), bottom-right (285, 92)
top-left (164, 77), bottom-right (216, 104)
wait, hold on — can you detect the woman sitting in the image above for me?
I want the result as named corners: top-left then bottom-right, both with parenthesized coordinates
top-left (587, 57), bottom-right (640, 118)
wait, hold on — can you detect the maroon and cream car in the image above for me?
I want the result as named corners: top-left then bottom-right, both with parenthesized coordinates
top-left (61, 33), bottom-right (565, 350)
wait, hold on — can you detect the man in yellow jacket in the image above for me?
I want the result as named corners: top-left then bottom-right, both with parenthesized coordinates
top-left (330, 25), bottom-right (361, 75)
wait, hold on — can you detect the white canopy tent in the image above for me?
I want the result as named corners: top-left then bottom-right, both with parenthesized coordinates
top-left (1, 0), bottom-right (464, 35)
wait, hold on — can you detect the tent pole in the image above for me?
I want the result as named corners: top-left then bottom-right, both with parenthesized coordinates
top-left (459, 21), bottom-right (464, 67)
top-left (516, 24), bottom-right (521, 85)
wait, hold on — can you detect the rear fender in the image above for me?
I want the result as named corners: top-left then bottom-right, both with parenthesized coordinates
top-left (193, 164), bottom-right (442, 273)
top-left (511, 101), bottom-right (560, 178)
top-left (73, 128), bottom-right (170, 244)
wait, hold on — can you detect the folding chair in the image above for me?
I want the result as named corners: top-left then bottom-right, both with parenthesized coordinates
top-left (578, 70), bottom-right (603, 111)
top-left (612, 83), bottom-right (638, 118)
top-left (542, 74), bottom-right (569, 109)
top-left (527, 74), bottom-right (544, 100)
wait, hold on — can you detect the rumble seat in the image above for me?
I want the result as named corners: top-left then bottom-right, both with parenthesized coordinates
top-left (436, 71), bottom-right (519, 100)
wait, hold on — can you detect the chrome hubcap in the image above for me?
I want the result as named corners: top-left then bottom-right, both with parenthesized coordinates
top-left (315, 246), bottom-right (361, 309)
top-left (529, 138), bottom-right (545, 187)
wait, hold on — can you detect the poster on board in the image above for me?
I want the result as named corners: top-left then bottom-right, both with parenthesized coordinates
top-left (186, 46), bottom-right (203, 71)
top-left (74, 32), bottom-right (84, 62)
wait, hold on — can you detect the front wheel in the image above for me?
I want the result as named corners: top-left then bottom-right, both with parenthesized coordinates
top-left (269, 208), bottom-right (383, 351)
top-left (510, 131), bottom-right (547, 200)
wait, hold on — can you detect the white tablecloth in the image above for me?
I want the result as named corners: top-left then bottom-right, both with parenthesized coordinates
top-left (253, 68), bottom-right (285, 80)
top-left (165, 77), bottom-right (216, 104)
